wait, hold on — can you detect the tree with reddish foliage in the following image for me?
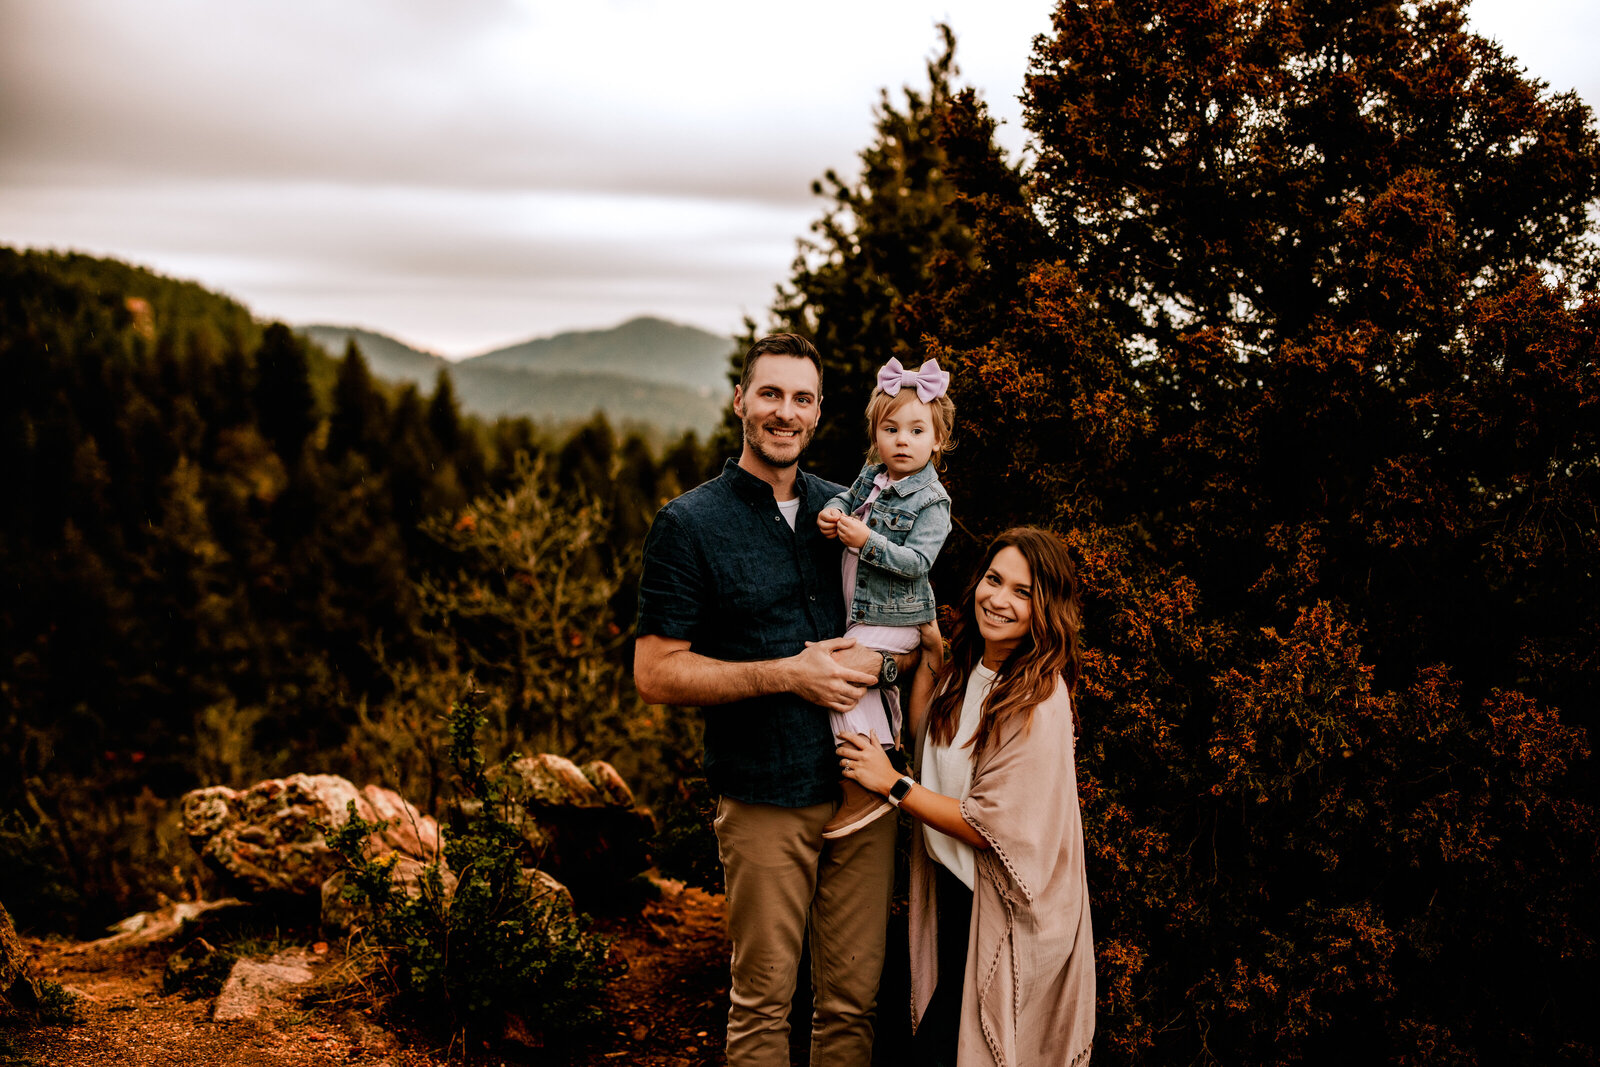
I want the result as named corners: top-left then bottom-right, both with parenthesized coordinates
top-left (766, 4), bottom-right (1599, 1062)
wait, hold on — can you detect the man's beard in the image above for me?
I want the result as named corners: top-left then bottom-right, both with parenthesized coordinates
top-left (742, 410), bottom-right (815, 468)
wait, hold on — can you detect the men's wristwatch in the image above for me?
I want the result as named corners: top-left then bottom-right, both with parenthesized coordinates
top-left (876, 650), bottom-right (899, 688)
top-left (888, 775), bottom-right (916, 807)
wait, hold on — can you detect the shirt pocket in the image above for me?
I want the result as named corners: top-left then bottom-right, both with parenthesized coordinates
top-left (720, 557), bottom-right (800, 651)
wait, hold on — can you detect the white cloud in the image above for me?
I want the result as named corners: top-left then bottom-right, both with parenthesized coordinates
top-left (1, 0), bottom-right (1589, 354)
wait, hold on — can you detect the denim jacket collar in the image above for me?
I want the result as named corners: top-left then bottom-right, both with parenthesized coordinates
top-left (874, 460), bottom-right (940, 498)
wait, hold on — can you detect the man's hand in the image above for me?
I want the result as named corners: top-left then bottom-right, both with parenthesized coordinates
top-left (790, 637), bottom-right (877, 712)
top-left (835, 514), bottom-right (870, 550)
top-left (829, 639), bottom-right (885, 679)
top-left (817, 506), bottom-right (846, 539)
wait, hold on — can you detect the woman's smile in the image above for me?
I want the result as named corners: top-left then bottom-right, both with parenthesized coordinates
top-left (974, 545), bottom-right (1033, 663)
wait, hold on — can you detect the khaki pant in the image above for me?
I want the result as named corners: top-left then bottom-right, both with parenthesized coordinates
top-left (714, 794), bottom-right (896, 1066)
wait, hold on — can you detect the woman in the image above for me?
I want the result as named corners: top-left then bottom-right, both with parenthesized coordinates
top-left (837, 526), bottom-right (1095, 1066)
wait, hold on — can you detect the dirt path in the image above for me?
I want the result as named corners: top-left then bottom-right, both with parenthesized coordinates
top-left (4, 881), bottom-right (731, 1067)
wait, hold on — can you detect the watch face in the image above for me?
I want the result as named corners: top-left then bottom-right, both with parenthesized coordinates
top-left (881, 653), bottom-right (898, 684)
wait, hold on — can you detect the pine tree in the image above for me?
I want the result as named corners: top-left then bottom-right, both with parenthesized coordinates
top-left (737, 26), bottom-right (987, 484)
top-left (328, 339), bottom-right (388, 462)
top-left (758, 8), bottom-right (1600, 1062)
top-left (252, 323), bottom-right (317, 461)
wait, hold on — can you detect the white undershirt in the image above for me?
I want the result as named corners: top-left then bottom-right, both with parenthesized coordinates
top-left (776, 497), bottom-right (800, 530)
top-left (920, 663), bottom-right (995, 890)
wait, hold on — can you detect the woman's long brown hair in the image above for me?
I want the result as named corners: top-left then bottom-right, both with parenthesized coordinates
top-left (927, 527), bottom-right (1083, 754)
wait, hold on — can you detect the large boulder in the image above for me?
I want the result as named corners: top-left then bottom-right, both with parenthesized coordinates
top-left (182, 774), bottom-right (440, 900)
top-left (490, 755), bottom-right (655, 901)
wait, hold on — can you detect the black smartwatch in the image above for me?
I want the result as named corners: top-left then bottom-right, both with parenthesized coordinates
top-left (888, 775), bottom-right (916, 807)
top-left (876, 650), bottom-right (899, 688)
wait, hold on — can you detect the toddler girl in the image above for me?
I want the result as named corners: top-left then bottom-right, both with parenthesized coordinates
top-left (816, 357), bottom-right (954, 838)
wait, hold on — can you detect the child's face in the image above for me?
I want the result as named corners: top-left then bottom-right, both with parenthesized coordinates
top-left (875, 397), bottom-right (940, 478)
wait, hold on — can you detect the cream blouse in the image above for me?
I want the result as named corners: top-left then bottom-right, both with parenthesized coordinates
top-left (918, 662), bottom-right (995, 890)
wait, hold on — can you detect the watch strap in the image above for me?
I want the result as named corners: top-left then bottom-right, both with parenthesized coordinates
top-left (877, 650), bottom-right (898, 688)
top-left (888, 775), bottom-right (916, 806)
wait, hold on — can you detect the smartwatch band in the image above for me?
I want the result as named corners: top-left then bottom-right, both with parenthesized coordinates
top-left (888, 775), bottom-right (916, 806)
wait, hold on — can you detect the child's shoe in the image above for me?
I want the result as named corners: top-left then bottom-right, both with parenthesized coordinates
top-left (821, 778), bottom-right (894, 839)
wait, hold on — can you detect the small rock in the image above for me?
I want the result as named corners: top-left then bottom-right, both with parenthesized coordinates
top-left (520, 868), bottom-right (575, 913)
top-left (579, 761), bottom-right (637, 807)
top-left (212, 952), bottom-right (316, 1021)
top-left (501, 1011), bottom-right (543, 1048)
top-left (505, 755), bottom-right (604, 808)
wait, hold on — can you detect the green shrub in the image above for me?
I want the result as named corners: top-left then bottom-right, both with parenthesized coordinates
top-left (0, 1031), bottom-right (39, 1067)
top-left (31, 983), bottom-right (83, 1027)
top-left (651, 775), bottom-right (722, 894)
top-left (323, 691), bottom-right (612, 1044)
top-left (0, 814), bottom-right (80, 935)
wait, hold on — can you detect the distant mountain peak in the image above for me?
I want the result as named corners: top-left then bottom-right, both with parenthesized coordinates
top-left (298, 318), bottom-right (734, 435)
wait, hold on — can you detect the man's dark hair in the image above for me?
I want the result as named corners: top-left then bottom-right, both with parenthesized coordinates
top-left (739, 333), bottom-right (823, 394)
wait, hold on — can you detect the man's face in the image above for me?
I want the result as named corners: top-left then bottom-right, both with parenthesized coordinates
top-left (733, 354), bottom-right (821, 471)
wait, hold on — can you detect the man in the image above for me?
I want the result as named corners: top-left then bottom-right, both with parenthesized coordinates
top-left (634, 333), bottom-right (902, 1066)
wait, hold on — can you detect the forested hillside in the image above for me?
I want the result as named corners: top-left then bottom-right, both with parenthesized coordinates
top-left (750, 10), bottom-right (1598, 1064)
top-left (300, 318), bottom-right (731, 435)
top-left (0, 248), bottom-right (715, 932)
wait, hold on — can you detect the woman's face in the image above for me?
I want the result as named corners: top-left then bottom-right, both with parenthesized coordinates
top-left (974, 545), bottom-right (1033, 664)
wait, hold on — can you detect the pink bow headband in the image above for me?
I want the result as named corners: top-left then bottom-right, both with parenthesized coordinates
top-left (876, 357), bottom-right (950, 403)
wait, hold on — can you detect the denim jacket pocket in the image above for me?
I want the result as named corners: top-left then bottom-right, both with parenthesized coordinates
top-left (879, 508), bottom-right (917, 534)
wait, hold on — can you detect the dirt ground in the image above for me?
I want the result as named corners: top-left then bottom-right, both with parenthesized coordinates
top-left (3, 881), bottom-right (732, 1067)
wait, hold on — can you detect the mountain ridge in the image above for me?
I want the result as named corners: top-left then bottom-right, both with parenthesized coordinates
top-left (299, 316), bottom-right (735, 435)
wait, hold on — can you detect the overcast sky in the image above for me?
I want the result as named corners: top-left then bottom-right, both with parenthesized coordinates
top-left (2, 0), bottom-right (1595, 358)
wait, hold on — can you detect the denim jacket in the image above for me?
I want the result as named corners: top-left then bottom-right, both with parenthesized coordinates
top-left (826, 460), bottom-right (951, 626)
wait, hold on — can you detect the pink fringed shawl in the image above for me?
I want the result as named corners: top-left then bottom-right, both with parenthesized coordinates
top-left (909, 676), bottom-right (1095, 1066)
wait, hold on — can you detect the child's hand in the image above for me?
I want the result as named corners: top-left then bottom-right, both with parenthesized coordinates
top-left (835, 514), bottom-right (870, 550)
top-left (817, 506), bottom-right (845, 538)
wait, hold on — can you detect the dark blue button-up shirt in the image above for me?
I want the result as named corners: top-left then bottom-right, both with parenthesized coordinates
top-left (636, 458), bottom-right (848, 806)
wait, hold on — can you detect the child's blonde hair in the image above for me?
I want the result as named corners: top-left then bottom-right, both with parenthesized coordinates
top-left (864, 387), bottom-right (957, 470)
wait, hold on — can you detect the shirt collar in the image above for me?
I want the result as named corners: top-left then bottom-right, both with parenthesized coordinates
top-left (721, 457), bottom-right (812, 507)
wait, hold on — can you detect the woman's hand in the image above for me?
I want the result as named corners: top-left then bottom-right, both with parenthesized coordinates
top-left (836, 731), bottom-right (899, 795)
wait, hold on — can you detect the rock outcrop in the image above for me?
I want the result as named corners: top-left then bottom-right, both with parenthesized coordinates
top-left (492, 755), bottom-right (655, 900)
top-left (1, 899), bottom-right (42, 1013)
top-left (182, 775), bottom-right (440, 900)
top-left (183, 758), bottom-right (652, 923)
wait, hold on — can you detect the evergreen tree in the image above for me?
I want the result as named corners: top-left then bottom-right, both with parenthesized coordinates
top-left (735, 26), bottom-right (986, 484)
top-left (328, 339), bottom-right (388, 462)
top-left (426, 367), bottom-right (464, 456)
top-left (252, 323), bottom-right (317, 460)
top-left (759, 9), bottom-right (1600, 1062)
